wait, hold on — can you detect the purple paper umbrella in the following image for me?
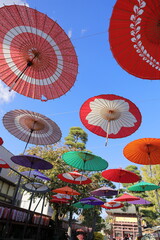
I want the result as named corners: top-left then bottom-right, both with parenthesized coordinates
top-left (21, 170), bottom-right (51, 181)
top-left (128, 197), bottom-right (151, 205)
top-left (80, 196), bottom-right (104, 205)
top-left (11, 155), bottom-right (53, 170)
top-left (90, 186), bottom-right (118, 197)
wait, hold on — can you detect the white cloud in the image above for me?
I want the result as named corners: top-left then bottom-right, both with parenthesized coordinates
top-left (68, 29), bottom-right (72, 38)
top-left (0, 81), bottom-right (16, 104)
top-left (0, 0), bottom-right (29, 7)
top-left (81, 29), bottom-right (87, 36)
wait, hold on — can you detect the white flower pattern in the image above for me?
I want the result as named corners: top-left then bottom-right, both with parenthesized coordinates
top-left (130, 0), bottom-right (160, 71)
top-left (86, 98), bottom-right (137, 135)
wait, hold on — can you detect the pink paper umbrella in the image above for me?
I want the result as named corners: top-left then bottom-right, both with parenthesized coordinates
top-left (80, 94), bottom-right (142, 145)
top-left (90, 186), bottom-right (118, 197)
top-left (114, 193), bottom-right (140, 202)
top-left (128, 197), bottom-right (151, 205)
top-left (57, 171), bottom-right (92, 185)
top-left (0, 5), bottom-right (78, 101)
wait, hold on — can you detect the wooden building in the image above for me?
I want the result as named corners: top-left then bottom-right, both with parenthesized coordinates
top-left (106, 206), bottom-right (144, 240)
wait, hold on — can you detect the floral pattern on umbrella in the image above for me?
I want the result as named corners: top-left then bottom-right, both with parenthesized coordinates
top-left (109, 0), bottom-right (160, 80)
top-left (80, 94), bottom-right (142, 144)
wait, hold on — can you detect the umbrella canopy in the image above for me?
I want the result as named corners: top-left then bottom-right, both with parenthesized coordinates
top-left (62, 151), bottom-right (108, 171)
top-left (101, 201), bottom-right (124, 209)
top-left (21, 170), bottom-right (51, 181)
top-left (50, 198), bottom-right (69, 204)
top-left (11, 154), bottom-right (53, 170)
top-left (102, 168), bottom-right (140, 183)
top-left (52, 186), bottom-right (80, 196)
top-left (128, 181), bottom-right (160, 192)
top-left (80, 196), bottom-right (104, 205)
top-left (0, 5), bottom-right (78, 101)
top-left (57, 171), bottom-right (92, 185)
top-left (90, 186), bottom-right (118, 197)
top-left (72, 202), bottom-right (94, 209)
top-left (22, 182), bottom-right (49, 193)
top-left (109, 0), bottom-right (160, 80)
top-left (0, 159), bottom-right (10, 168)
top-left (51, 193), bottom-right (72, 201)
top-left (3, 110), bottom-right (62, 150)
top-left (114, 193), bottom-right (140, 202)
top-left (123, 138), bottom-right (160, 165)
top-left (0, 138), bottom-right (3, 145)
top-left (80, 94), bottom-right (141, 144)
top-left (128, 197), bottom-right (151, 205)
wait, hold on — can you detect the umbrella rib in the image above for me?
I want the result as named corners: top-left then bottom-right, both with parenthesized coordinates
top-left (14, 5), bottom-right (35, 47)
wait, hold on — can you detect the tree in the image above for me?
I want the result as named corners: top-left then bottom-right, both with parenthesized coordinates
top-left (64, 127), bottom-right (88, 150)
top-left (16, 127), bottom-right (115, 239)
top-left (140, 165), bottom-right (160, 226)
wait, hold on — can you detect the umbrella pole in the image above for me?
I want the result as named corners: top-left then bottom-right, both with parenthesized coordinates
top-left (9, 62), bottom-right (32, 91)
top-left (135, 205), bottom-right (142, 237)
top-left (23, 129), bottom-right (34, 154)
top-left (68, 209), bottom-right (73, 240)
top-left (9, 55), bottom-right (38, 91)
top-left (155, 189), bottom-right (160, 212)
top-left (36, 194), bottom-right (46, 240)
top-left (22, 192), bottom-right (34, 240)
top-left (105, 121), bottom-right (110, 146)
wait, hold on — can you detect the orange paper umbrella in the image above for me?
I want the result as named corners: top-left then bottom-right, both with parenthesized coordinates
top-left (114, 193), bottom-right (140, 202)
top-left (123, 138), bottom-right (160, 165)
top-left (109, 0), bottom-right (160, 80)
top-left (52, 186), bottom-right (80, 196)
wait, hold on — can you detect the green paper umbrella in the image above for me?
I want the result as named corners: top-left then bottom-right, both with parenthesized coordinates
top-left (62, 151), bottom-right (108, 171)
top-left (72, 202), bottom-right (94, 209)
top-left (128, 181), bottom-right (160, 192)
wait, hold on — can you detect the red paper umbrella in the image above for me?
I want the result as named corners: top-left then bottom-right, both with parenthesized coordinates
top-left (109, 0), bottom-right (160, 80)
top-left (80, 94), bottom-right (141, 144)
top-left (101, 201), bottom-right (124, 209)
top-left (114, 193), bottom-right (140, 202)
top-left (57, 171), bottom-right (92, 185)
top-left (102, 168), bottom-right (140, 183)
top-left (51, 193), bottom-right (72, 201)
top-left (0, 5), bottom-right (78, 101)
top-left (50, 198), bottom-right (69, 204)
top-left (0, 138), bottom-right (3, 145)
top-left (0, 159), bottom-right (10, 168)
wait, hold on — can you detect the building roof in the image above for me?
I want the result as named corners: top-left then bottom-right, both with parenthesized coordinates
top-left (106, 205), bottom-right (137, 215)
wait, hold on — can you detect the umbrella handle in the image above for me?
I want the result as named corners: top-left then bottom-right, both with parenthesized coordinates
top-left (105, 121), bottom-right (110, 146)
top-left (9, 55), bottom-right (37, 91)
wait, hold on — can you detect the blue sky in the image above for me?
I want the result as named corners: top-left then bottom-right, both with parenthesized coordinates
top-left (1, 0), bottom-right (160, 172)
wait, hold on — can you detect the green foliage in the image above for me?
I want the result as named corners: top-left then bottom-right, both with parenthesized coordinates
top-left (122, 165), bottom-right (141, 189)
top-left (93, 232), bottom-right (104, 240)
top-left (64, 127), bottom-right (88, 150)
